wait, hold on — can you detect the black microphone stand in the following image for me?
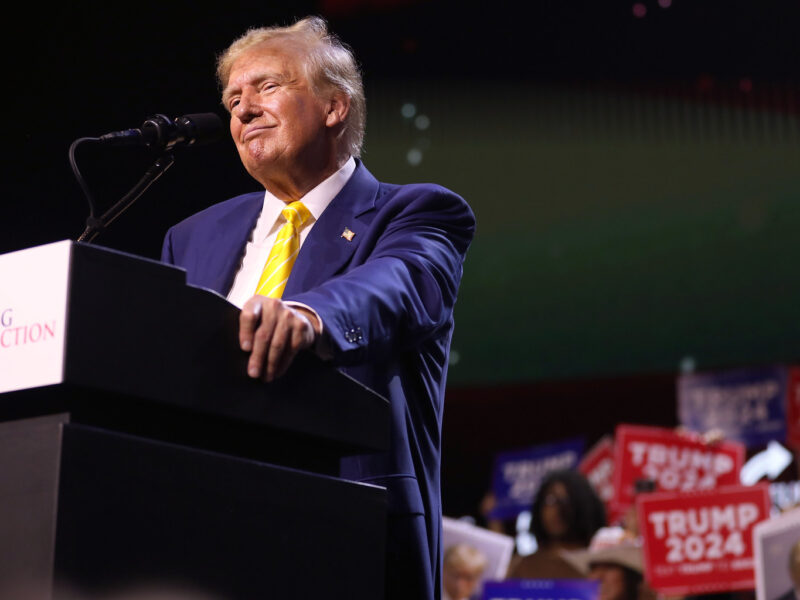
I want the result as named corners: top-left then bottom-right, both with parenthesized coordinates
top-left (70, 138), bottom-right (175, 244)
top-left (70, 113), bottom-right (222, 244)
top-left (76, 152), bottom-right (175, 244)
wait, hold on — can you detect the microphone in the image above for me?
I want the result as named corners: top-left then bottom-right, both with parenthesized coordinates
top-left (98, 113), bottom-right (224, 150)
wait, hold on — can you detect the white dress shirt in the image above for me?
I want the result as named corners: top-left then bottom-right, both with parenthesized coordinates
top-left (226, 156), bottom-right (356, 308)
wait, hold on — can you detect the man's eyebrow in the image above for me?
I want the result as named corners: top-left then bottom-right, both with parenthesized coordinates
top-left (222, 70), bottom-right (289, 105)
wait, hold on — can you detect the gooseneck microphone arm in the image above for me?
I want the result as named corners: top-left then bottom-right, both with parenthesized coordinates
top-left (70, 112), bottom-right (223, 244)
top-left (69, 136), bottom-right (101, 234)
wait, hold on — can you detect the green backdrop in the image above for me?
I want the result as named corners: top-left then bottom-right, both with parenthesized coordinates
top-left (362, 82), bottom-right (800, 384)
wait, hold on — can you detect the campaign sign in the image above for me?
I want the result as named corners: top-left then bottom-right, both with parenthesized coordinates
top-left (678, 366), bottom-right (788, 448)
top-left (637, 483), bottom-right (771, 596)
top-left (784, 368), bottom-right (800, 450)
top-left (490, 438), bottom-right (584, 520)
top-left (0, 241), bottom-right (71, 394)
top-left (443, 516), bottom-right (515, 584)
top-left (483, 579), bottom-right (599, 600)
top-left (579, 435), bottom-right (616, 523)
top-left (753, 503), bottom-right (800, 600)
top-left (612, 425), bottom-right (745, 514)
top-left (769, 481), bottom-right (800, 515)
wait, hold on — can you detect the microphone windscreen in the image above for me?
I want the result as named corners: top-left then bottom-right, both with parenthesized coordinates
top-left (180, 113), bottom-right (225, 145)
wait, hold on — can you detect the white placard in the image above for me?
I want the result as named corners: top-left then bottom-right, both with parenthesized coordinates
top-left (443, 515), bottom-right (515, 583)
top-left (754, 506), bottom-right (800, 600)
top-left (0, 241), bottom-right (72, 393)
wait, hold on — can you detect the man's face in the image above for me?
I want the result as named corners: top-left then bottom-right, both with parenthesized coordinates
top-left (223, 41), bottom-right (331, 188)
top-left (442, 563), bottom-right (482, 600)
top-left (589, 563), bottom-right (628, 600)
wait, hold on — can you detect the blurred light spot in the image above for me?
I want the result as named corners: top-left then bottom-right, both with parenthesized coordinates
top-left (515, 513), bottom-right (536, 557)
top-left (414, 114), bottom-right (431, 130)
top-left (449, 350), bottom-right (460, 366)
top-left (516, 532), bottom-right (537, 556)
top-left (401, 103), bottom-right (417, 119)
top-left (516, 510), bottom-right (531, 531)
top-left (632, 3), bottom-right (647, 17)
top-left (407, 148), bottom-right (423, 166)
top-left (658, 0), bottom-right (671, 7)
top-left (739, 77), bottom-right (753, 93)
top-left (680, 356), bottom-right (696, 373)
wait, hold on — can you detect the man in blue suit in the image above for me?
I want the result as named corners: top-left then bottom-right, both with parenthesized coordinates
top-left (161, 16), bottom-right (474, 600)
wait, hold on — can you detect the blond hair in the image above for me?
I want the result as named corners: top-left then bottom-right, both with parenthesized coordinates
top-left (443, 544), bottom-right (488, 574)
top-left (216, 16), bottom-right (366, 158)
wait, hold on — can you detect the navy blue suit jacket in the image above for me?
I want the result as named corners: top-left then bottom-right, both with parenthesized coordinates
top-left (161, 160), bottom-right (475, 599)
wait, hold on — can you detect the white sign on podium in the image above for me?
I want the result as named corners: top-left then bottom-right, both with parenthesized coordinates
top-left (0, 240), bottom-right (71, 393)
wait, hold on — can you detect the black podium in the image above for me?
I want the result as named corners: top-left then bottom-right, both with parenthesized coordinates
top-left (0, 241), bottom-right (390, 600)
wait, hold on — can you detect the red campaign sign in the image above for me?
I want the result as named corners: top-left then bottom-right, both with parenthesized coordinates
top-left (579, 436), bottom-right (619, 524)
top-left (637, 484), bottom-right (771, 596)
top-left (785, 367), bottom-right (800, 450)
top-left (612, 424), bottom-right (745, 514)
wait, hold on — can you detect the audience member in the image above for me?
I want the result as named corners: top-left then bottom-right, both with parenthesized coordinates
top-left (563, 526), bottom-right (650, 600)
top-left (508, 469), bottom-right (606, 579)
top-left (479, 491), bottom-right (512, 536)
top-left (442, 543), bottom-right (489, 600)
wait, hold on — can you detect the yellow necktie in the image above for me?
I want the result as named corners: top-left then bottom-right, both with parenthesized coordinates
top-left (254, 201), bottom-right (312, 298)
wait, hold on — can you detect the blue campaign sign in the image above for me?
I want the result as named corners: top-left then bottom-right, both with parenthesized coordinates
top-left (677, 366), bottom-right (787, 448)
top-left (489, 438), bottom-right (584, 520)
top-left (483, 578), bottom-right (599, 600)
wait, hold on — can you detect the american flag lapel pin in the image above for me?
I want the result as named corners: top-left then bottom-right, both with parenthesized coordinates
top-left (341, 227), bottom-right (355, 242)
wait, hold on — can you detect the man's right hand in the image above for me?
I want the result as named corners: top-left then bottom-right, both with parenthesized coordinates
top-left (239, 296), bottom-right (320, 382)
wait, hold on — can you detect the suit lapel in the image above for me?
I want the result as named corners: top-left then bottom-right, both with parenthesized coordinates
top-left (284, 161), bottom-right (379, 295)
top-left (200, 193), bottom-right (263, 295)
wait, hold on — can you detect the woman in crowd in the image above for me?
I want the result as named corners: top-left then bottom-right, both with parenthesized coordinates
top-left (508, 469), bottom-right (606, 578)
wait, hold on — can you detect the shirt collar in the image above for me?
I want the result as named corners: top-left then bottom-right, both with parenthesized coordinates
top-left (260, 156), bottom-right (356, 230)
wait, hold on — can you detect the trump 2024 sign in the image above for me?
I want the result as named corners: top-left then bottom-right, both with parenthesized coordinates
top-left (637, 484), bottom-right (771, 596)
top-left (612, 424), bottom-right (745, 514)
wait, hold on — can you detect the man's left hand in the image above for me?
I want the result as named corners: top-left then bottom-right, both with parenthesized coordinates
top-left (239, 296), bottom-right (321, 382)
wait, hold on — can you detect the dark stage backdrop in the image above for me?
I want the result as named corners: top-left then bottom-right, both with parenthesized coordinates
top-left (5, 1), bottom-right (800, 387)
top-left (4, 1), bottom-right (800, 517)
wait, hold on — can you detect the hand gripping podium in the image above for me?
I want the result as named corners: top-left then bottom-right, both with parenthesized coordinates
top-left (0, 241), bottom-right (390, 600)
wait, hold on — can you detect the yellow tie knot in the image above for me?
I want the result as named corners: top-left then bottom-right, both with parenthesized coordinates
top-left (282, 201), bottom-right (311, 230)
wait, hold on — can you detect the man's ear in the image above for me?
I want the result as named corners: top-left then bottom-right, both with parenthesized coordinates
top-left (326, 91), bottom-right (351, 128)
